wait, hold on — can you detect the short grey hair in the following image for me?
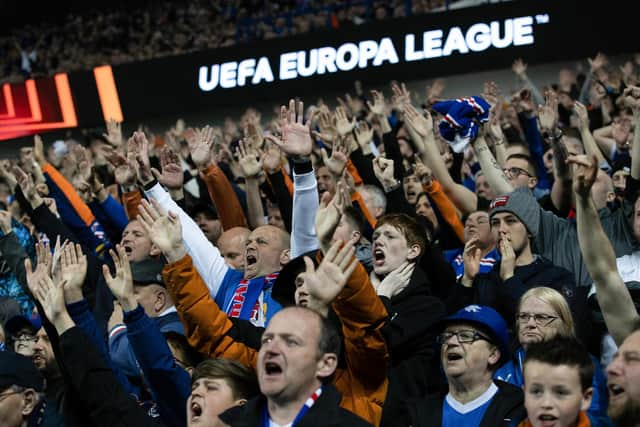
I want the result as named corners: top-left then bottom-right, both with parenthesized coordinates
top-left (361, 185), bottom-right (387, 214)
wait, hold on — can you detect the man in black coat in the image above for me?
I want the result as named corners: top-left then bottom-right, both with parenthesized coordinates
top-left (219, 306), bottom-right (372, 427)
top-left (408, 305), bottom-right (526, 427)
top-left (368, 213), bottom-right (448, 427)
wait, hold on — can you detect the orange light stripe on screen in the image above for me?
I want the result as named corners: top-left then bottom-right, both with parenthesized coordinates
top-left (55, 73), bottom-right (77, 126)
top-left (26, 79), bottom-right (42, 121)
top-left (0, 84), bottom-right (16, 118)
top-left (0, 80), bottom-right (43, 124)
top-left (94, 65), bottom-right (123, 122)
top-left (0, 73), bottom-right (77, 134)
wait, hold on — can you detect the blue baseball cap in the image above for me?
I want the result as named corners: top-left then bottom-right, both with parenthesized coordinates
top-left (441, 305), bottom-right (510, 362)
top-left (4, 313), bottom-right (42, 338)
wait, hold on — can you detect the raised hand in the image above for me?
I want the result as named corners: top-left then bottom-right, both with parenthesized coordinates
top-left (568, 154), bottom-right (598, 199)
top-left (372, 156), bottom-right (397, 191)
top-left (621, 86), bottom-right (640, 112)
top-left (588, 52), bottom-right (608, 72)
top-left (74, 145), bottom-right (92, 181)
top-left (482, 81), bottom-right (501, 108)
top-left (189, 125), bottom-right (216, 169)
top-left (302, 240), bottom-right (358, 309)
top-left (60, 243), bottom-right (88, 304)
top-left (373, 261), bottom-right (414, 298)
top-left (538, 90), bottom-right (559, 133)
top-left (152, 145), bottom-right (183, 190)
top-left (412, 156), bottom-right (433, 186)
top-left (243, 122), bottom-right (264, 151)
top-left (367, 90), bottom-right (387, 116)
top-left (512, 58), bottom-right (528, 77)
top-left (25, 241), bottom-right (53, 298)
top-left (335, 106), bottom-right (355, 137)
top-left (354, 121), bottom-right (374, 153)
top-left (102, 245), bottom-right (137, 311)
top-left (129, 131), bottom-right (153, 184)
top-left (320, 138), bottom-right (349, 177)
top-left (403, 104), bottom-right (432, 152)
top-left (573, 101), bottom-right (590, 131)
top-left (0, 210), bottom-right (13, 235)
top-left (237, 140), bottom-right (263, 179)
top-left (265, 99), bottom-right (313, 158)
top-left (33, 135), bottom-right (46, 166)
top-left (13, 166), bottom-right (40, 206)
top-left (0, 160), bottom-right (17, 189)
top-left (103, 118), bottom-right (123, 147)
top-left (425, 79), bottom-right (446, 105)
top-left (461, 236), bottom-right (482, 287)
top-left (137, 199), bottom-right (185, 262)
top-left (391, 81), bottom-right (412, 113)
top-left (31, 274), bottom-right (72, 332)
top-left (315, 181), bottom-right (349, 250)
top-left (488, 107), bottom-right (505, 143)
top-left (260, 141), bottom-right (282, 174)
top-left (498, 236), bottom-right (516, 281)
top-left (312, 105), bottom-right (338, 145)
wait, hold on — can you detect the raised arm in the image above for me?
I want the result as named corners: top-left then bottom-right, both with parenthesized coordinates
top-left (574, 101), bottom-right (608, 166)
top-left (625, 87), bottom-right (640, 180)
top-left (470, 131), bottom-right (514, 196)
top-left (404, 105), bottom-right (477, 214)
top-left (266, 98), bottom-right (319, 257)
top-left (137, 199), bottom-right (259, 369)
top-left (304, 241), bottom-right (388, 427)
top-left (131, 130), bottom-right (231, 298)
top-left (103, 244), bottom-right (190, 426)
top-left (573, 154), bottom-right (639, 345)
top-left (236, 140), bottom-right (267, 229)
top-left (189, 126), bottom-right (249, 230)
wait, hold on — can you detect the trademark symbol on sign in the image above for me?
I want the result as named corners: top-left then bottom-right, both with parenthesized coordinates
top-left (535, 14), bottom-right (549, 24)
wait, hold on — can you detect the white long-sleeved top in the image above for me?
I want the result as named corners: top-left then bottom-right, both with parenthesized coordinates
top-left (145, 183), bottom-right (229, 298)
top-left (291, 169), bottom-right (320, 258)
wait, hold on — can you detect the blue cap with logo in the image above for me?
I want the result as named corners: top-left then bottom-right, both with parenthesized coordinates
top-left (441, 305), bottom-right (510, 361)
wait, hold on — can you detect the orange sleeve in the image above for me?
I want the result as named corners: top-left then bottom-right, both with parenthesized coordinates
top-left (425, 180), bottom-right (464, 242)
top-left (42, 163), bottom-right (95, 226)
top-left (281, 165), bottom-right (293, 196)
top-left (346, 159), bottom-right (363, 186)
top-left (201, 164), bottom-right (248, 230)
top-left (331, 260), bottom-right (389, 426)
top-left (351, 191), bottom-right (377, 229)
top-left (121, 190), bottom-right (143, 220)
top-left (162, 255), bottom-right (258, 371)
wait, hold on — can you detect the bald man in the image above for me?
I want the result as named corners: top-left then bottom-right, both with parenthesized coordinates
top-left (218, 227), bottom-right (251, 271)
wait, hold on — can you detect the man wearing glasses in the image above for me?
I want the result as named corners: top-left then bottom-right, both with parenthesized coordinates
top-left (408, 305), bottom-right (526, 427)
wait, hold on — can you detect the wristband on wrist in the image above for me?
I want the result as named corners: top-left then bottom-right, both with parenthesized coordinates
top-left (542, 128), bottom-right (563, 141)
top-left (383, 180), bottom-right (401, 193)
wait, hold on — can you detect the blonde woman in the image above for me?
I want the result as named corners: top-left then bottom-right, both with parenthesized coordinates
top-left (494, 287), bottom-right (610, 425)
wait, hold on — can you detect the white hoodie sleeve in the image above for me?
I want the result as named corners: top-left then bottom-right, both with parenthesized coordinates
top-left (291, 169), bottom-right (320, 258)
top-left (145, 183), bottom-right (229, 297)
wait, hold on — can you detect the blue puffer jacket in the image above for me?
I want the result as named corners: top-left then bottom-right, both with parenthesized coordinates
top-left (494, 346), bottom-right (614, 427)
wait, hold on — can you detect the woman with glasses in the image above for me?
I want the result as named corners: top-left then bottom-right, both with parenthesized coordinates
top-left (494, 287), bottom-right (611, 425)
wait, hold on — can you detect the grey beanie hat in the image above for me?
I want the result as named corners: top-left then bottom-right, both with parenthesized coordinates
top-left (488, 187), bottom-right (540, 235)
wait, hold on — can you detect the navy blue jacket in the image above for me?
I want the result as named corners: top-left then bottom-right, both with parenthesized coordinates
top-left (124, 305), bottom-right (191, 427)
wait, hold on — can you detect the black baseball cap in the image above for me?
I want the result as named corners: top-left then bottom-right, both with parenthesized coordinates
top-left (0, 352), bottom-right (44, 392)
top-left (131, 258), bottom-right (165, 287)
top-left (271, 250), bottom-right (319, 307)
